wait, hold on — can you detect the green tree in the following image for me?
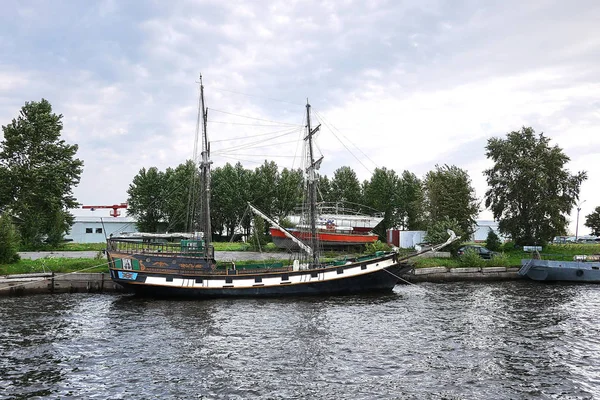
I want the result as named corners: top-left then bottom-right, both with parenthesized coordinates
top-left (486, 229), bottom-right (501, 251)
top-left (424, 216), bottom-right (464, 253)
top-left (317, 175), bottom-right (332, 202)
top-left (249, 161), bottom-right (278, 218)
top-left (234, 162), bottom-right (254, 239)
top-left (163, 160), bottom-right (197, 233)
top-left (211, 163), bottom-right (240, 238)
top-left (274, 167), bottom-right (303, 219)
top-left (484, 127), bottom-right (587, 245)
top-left (362, 167), bottom-right (399, 239)
top-left (396, 170), bottom-right (426, 230)
top-left (330, 166), bottom-right (363, 206)
top-left (0, 99), bottom-right (83, 246)
top-left (0, 212), bottom-right (20, 263)
top-left (424, 164), bottom-right (479, 241)
top-left (584, 206), bottom-right (600, 236)
top-left (126, 167), bottom-right (166, 232)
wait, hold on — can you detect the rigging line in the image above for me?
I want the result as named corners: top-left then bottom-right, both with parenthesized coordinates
top-left (210, 108), bottom-right (302, 126)
top-left (215, 153), bottom-right (299, 158)
top-left (381, 267), bottom-right (515, 324)
top-left (210, 87), bottom-right (304, 106)
top-left (314, 113), bottom-right (373, 175)
top-left (210, 126), bottom-right (302, 143)
top-left (208, 120), bottom-right (302, 127)
top-left (213, 136), bottom-right (302, 154)
top-left (314, 111), bottom-right (378, 170)
top-left (217, 154), bottom-right (266, 165)
top-left (315, 110), bottom-right (379, 168)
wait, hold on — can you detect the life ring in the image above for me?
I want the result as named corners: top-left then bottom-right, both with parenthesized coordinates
top-left (576, 269), bottom-right (584, 277)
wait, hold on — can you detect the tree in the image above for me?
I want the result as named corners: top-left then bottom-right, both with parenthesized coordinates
top-left (484, 127), bottom-right (587, 245)
top-left (396, 170), bottom-right (426, 230)
top-left (0, 212), bottom-right (20, 263)
top-left (162, 160), bottom-right (197, 233)
top-left (486, 229), bottom-right (501, 251)
top-left (0, 99), bottom-right (83, 246)
top-left (249, 161), bottom-right (278, 223)
top-left (317, 175), bottom-right (331, 202)
top-left (274, 167), bottom-right (303, 219)
top-left (424, 164), bottom-right (479, 240)
top-left (127, 167), bottom-right (166, 232)
top-left (330, 166), bottom-right (363, 206)
top-left (424, 216), bottom-right (464, 254)
top-left (211, 163), bottom-right (240, 238)
top-left (362, 167), bottom-right (399, 239)
top-left (585, 206), bottom-right (600, 236)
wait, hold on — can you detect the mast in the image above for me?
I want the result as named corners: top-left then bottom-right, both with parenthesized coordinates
top-left (199, 74), bottom-right (213, 252)
top-left (305, 100), bottom-right (321, 265)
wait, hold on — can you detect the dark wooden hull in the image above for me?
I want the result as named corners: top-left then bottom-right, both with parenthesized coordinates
top-left (106, 249), bottom-right (411, 299)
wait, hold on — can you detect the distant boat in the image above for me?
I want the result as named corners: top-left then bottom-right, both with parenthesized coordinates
top-left (270, 204), bottom-right (383, 249)
top-left (519, 259), bottom-right (600, 282)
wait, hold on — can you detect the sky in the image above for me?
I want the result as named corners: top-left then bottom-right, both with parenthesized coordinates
top-left (1, 0), bottom-right (598, 235)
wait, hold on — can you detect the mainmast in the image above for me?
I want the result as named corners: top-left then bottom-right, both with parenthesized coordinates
top-left (199, 74), bottom-right (213, 253)
top-left (305, 100), bottom-right (322, 265)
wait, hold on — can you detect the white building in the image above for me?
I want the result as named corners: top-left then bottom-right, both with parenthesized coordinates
top-left (65, 216), bottom-right (138, 243)
top-left (471, 220), bottom-right (506, 242)
top-left (388, 220), bottom-right (506, 248)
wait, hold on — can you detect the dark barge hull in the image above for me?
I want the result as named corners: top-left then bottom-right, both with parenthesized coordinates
top-left (111, 264), bottom-right (411, 299)
top-left (106, 242), bottom-right (412, 299)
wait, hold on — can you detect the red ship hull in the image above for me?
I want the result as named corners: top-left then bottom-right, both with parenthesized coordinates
top-left (270, 227), bottom-right (379, 249)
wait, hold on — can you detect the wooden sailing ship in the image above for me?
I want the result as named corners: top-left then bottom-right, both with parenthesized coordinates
top-left (105, 77), bottom-right (451, 298)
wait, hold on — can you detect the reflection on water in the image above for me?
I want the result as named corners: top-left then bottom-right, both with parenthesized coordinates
top-left (1, 281), bottom-right (599, 399)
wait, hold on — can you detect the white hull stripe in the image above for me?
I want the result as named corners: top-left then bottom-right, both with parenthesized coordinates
top-left (121, 257), bottom-right (396, 289)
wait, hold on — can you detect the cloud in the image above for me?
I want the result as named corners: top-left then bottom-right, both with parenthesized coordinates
top-left (1, 0), bottom-right (599, 234)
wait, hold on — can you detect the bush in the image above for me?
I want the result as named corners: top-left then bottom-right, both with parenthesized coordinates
top-left (502, 241), bottom-right (516, 252)
top-left (486, 229), bottom-right (501, 251)
top-left (488, 252), bottom-right (510, 267)
top-left (0, 212), bottom-right (20, 264)
top-left (365, 240), bottom-right (391, 253)
top-left (458, 248), bottom-right (485, 268)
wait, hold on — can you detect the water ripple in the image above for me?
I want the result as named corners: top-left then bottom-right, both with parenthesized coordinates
top-left (1, 281), bottom-right (599, 399)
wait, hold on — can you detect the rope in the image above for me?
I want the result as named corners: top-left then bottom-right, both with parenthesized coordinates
top-left (0, 259), bottom-right (112, 292)
top-left (383, 263), bottom-right (516, 324)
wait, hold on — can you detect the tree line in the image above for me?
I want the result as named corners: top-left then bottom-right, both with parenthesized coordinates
top-left (0, 99), bottom-right (591, 264)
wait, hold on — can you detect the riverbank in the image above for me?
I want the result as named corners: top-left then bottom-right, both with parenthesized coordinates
top-left (0, 266), bottom-right (524, 297)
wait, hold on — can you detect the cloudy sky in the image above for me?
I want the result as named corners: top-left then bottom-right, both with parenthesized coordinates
top-left (1, 0), bottom-right (598, 234)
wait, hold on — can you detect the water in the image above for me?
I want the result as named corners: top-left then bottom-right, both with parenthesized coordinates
top-left (1, 281), bottom-right (599, 399)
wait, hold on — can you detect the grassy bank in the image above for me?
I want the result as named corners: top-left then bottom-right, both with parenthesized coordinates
top-left (0, 258), bottom-right (110, 275)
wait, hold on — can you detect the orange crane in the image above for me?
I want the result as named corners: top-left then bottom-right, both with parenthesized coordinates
top-left (82, 203), bottom-right (128, 217)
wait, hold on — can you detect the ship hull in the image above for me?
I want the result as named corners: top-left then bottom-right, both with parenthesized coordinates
top-left (107, 248), bottom-right (411, 299)
top-left (519, 259), bottom-right (600, 282)
top-left (270, 227), bottom-right (379, 249)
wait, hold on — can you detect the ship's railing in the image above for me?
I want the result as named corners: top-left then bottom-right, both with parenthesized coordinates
top-left (106, 239), bottom-right (205, 257)
top-left (291, 202), bottom-right (384, 218)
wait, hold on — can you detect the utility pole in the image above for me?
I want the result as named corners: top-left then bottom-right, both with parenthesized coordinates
top-left (575, 200), bottom-right (586, 241)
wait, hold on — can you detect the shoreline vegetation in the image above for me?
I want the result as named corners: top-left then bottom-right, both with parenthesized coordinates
top-left (2, 242), bottom-right (599, 277)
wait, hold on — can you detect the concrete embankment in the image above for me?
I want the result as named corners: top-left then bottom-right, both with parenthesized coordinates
top-left (0, 272), bottom-right (124, 296)
top-left (1, 266), bottom-right (524, 296)
top-left (402, 266), bottom-right (523, 283)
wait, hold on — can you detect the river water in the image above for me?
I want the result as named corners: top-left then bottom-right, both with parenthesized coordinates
top-left (1, 281), bottom-right (599, 399)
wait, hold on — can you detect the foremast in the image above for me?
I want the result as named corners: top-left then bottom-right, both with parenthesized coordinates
top-left (199, 75), bottom-right (213, 258)
top-left (305, 101), bottom-right (322, 266)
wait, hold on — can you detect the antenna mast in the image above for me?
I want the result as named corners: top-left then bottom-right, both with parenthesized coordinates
top-left (305, 100), bottom-right (321, 265)
top-left (199, 74), bottom-right (213, 250)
